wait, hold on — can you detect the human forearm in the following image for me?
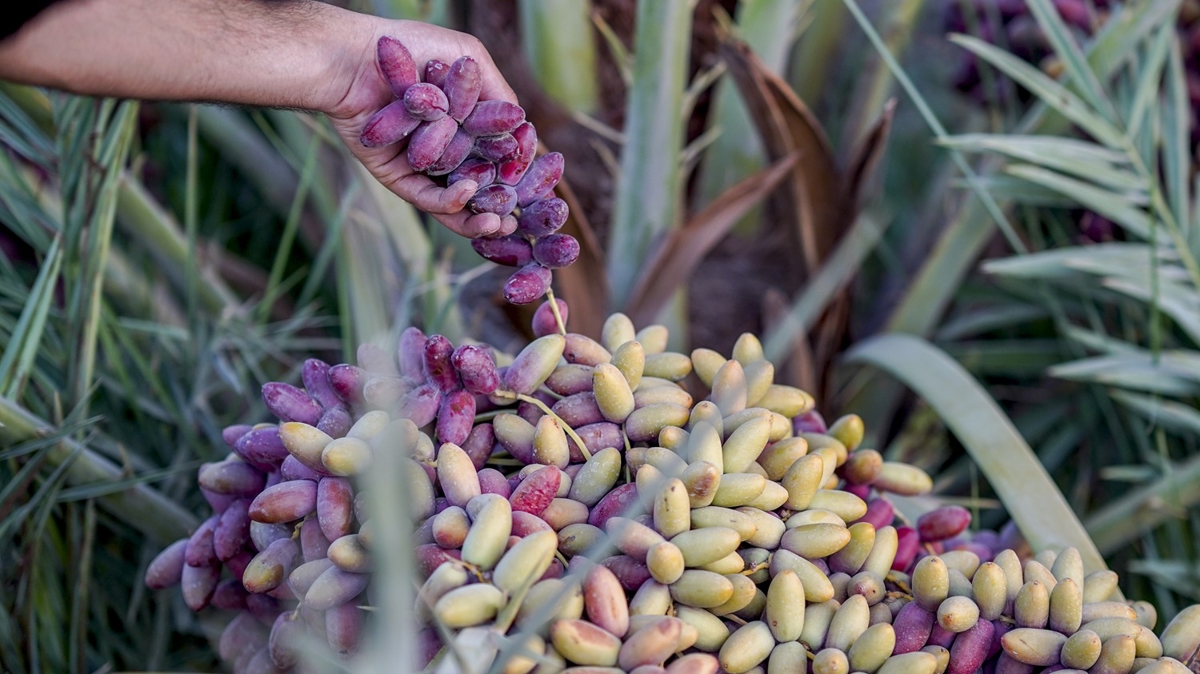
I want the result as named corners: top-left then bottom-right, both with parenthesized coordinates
top-left (0, 0), bottom-right (360, 112)
top-left (0, 0), bottom-right (521, 238)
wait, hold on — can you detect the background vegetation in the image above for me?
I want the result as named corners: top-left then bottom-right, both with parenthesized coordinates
top-left (0, 0), bottom-right (1197, 671)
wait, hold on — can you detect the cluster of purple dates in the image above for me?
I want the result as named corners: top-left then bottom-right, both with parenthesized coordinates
top-left (360, 37), bottom-right (579, 305)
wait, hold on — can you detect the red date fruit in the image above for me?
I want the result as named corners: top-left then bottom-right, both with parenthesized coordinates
top-left (532, 233), bottom-right (580, 269)
top-left (462, 100), bottom-right (526, 136)
top-left (918, 505), bottom-right (972, 542)
top-left (498, 122), bottom-right (537, 185)
top-left (423, 334), bottom-right (461, 393)
top-left (328, 364), bottom-right (366, 404)
top-left (436, 389), bottom-right (476, 446)
top-left (423, 59), bottom-right (450, 88)
top-left (503, 263), bottom-right (553, 305)
top-left (249, 480), bottom-right (319, 524)
top-left (360, 100), bottom-right (421, 148)
top-left (444, 56), bottom-right (482, 122)
top-left (377, 36), bottom-right (419, 96)
top-left (408, 117), bottom-right (460, 172)
top-left (426, 128), bottom-right (473, 176)
top-left (514, 152), bottom-right (564, 206)
top-left (510, 465), bottom-right (562, 516)
top-left (531, 298), bottom-right (569, 337)
top-left (317, 477), bottom-right (355, 542)
top-left (403, 82), bottom-right (449, 121)
top-left (448, 157), bottom-right (497, 187)
top-left (397, 382), bottom-right (442, 427)
top-left (474, 133), bottom-right (520, 163)
top-left (467, 183), bottom-right (518, 216)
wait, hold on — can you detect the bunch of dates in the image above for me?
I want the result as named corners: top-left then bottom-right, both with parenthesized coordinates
top-left (360, 36), bottom-right (577, 304)
top-left (145, 299), bottom-right (1200, 674)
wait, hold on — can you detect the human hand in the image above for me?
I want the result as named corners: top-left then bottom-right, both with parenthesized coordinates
top-left (322, 18), bottom-right (518, 238)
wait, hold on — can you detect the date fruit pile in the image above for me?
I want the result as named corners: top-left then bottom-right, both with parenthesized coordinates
top-left (146, 298), bottom-right (1200, 674)
top-left (143, 36), bottom-right (1200, 674)
top-left (359, 36), bottom-right (578, 305)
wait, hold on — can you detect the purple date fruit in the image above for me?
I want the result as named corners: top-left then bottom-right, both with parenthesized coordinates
top-left (360, 99), bottom-right (421, 148)
top-left (423, 59), bottom-right (450, 88)
top-left (436, 388), bottom-right (476, 446)
top-left (144, 539), bottom-right (188, 589)
top-left (498, 122), bottom-right (537, 185)
top-left (403, 82), bottom-right (449, 121)
top-left (377, 36), bottom-right (419, 96)
top-left (514, 152), bottom-right (564, 206)
top-left (426, 128), bottom-right (473, 176)
top-left (444, 56), bottom-right (482, 122)
top-left (301, 358), bottom-right (341, 410)
top-left (262, 382), bottom-right (323, 425)
top-left (503, 263), bottom-right (553, 305)
top-left (408, 117), bottom-right (460, 172)
top-left (532, 233), bottom-right (580, 269)
top-left (467, 183), bottom-right (518, 216)
top-left (474, 132), bottom-right (520, 163)
top-left (448, 157), bottom-right (497, 189)
top-left (462, 100), bottom-right (526, 136)
top-left (531, 298), bottom-right (569, 337)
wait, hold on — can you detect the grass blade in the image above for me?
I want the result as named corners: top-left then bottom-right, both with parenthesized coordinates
top-left (1049, 354), bottom-right (1200, 396)
top-left (0, 237), bottom-right (61, 398)
top-left (1005, 164), bottom-right (1152, 238)
top-left (982, 243), bottom-right (1158, 280)
top-left (844, 334), bottom-right (1111, 574)
top-left (259, 133), bottom-right (319, 323)
top-left (115, 177), bottom-right (240, 313)
top-left (939, 134), bottom-right (1141, 192)
top-left (70, 101), bottom-right (138, 411)
top-left (1111, 390), bottom-right (1200, 437)
top-left (1125, 22), bottom-right (1173, 139)
top-left (950, 34), bottom-right (1125, 148)
top-left (0, 398), bottom-right (197, 544)
top-left (1024, 0), bottom-right (1117, 121)
top-left (882, 0), bottom-right (1174, 343)
top-left (1087, 451), bottom-right (1200, 554)
top-left (1162, 33), bottom-right (1192, 250)
top-left (1083, 0), bottom-right (1180, 84)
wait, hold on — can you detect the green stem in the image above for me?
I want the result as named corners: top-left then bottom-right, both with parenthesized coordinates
top-left (0, 397), bottom-right (198, 544)
top-left (496, 391), bottom-right (592, 461)
top-left (115, 176), bottom-right (239, 313)
top-left (546, 287), bottom-right (568, 337)
top-left (1086, 452), bottom-right (1200, 556)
